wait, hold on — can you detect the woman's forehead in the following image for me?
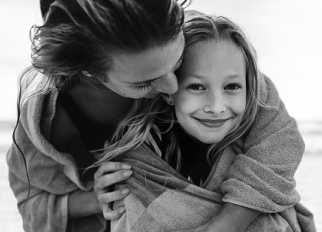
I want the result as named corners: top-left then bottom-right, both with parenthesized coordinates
top-left (109, 32), bottom-right (185, 83)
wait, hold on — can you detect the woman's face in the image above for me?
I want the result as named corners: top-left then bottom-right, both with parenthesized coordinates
top-left (103, 32), bottom-right (185, 99)
top-left (172, 40), bottom-right (247, 144)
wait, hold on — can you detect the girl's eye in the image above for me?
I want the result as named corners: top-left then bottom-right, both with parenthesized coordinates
top-left (225, 84), bottom-right (241, 90)
top-left (135, 82), bottom-right (153, 91)
top-left (187, 84), bottom-right (205, 91)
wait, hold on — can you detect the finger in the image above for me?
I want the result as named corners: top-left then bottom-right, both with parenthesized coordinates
top-left (94, 162), bottom-right (131, 180)
top-left (96, 170), bottom-right (133, 191)
top-left (98, 188), bottom-right (130, 205)
top-left (102, 206), bottom-right (126, 220)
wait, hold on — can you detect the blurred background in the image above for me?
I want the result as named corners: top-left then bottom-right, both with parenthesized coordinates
top-left (0, 0), bottom-right (321, 231)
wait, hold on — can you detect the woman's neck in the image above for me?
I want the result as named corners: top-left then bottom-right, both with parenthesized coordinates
top-left (69, 80), bottom-right (135, 126)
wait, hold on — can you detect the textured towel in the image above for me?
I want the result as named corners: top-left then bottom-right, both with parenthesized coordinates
top-left (112, 144), bottom-right (230, 232)
top-left (113, 144), bottom-right (315, 232)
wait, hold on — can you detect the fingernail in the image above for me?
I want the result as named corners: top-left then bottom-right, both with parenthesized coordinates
top-left (119, 207), bottom-right (126, 214)
top-left (122, 164), bottom-right (131, 170)
top-left (123, 170), bottom-right (132, 177)
top-left (121, 189), bottom-right (130, 195)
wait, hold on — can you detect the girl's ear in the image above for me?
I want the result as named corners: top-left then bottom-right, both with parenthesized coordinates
top-left (162, 94), bottom-right (174, 105)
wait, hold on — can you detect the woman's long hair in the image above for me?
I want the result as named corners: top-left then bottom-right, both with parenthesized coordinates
top-left (93, 10), bottom-right (269, 170)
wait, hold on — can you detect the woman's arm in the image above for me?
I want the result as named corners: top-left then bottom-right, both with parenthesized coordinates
top-left (68, 189), bottom-right (101, 219)
top-left (176, 203), bottom-right (259, 232)
top-left (204, 203), bottom-right (260, 232)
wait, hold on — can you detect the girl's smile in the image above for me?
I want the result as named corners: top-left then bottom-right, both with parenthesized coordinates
top-left (192, 116), bottom-right (233, 129)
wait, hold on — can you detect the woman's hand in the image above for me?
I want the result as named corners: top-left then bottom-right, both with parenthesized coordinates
top-left (93, 162), bottom-right (132, 220)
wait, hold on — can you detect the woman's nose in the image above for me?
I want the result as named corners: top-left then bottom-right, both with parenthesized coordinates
top-left (154, 72), bottom-right (178, 94)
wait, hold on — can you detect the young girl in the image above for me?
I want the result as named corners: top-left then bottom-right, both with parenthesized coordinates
top-left (94, 10), bottom-right (316, 232)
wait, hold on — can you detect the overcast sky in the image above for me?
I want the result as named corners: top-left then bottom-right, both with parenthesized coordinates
top-left (1, 0), bottom-right (321, 122)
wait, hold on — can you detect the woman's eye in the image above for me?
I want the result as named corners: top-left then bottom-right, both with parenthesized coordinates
top-left (187, 84), bottom-right (205, 91)
top-left (225, 84), bottom-right (241, 90)
top-left (135, 83), bottom-right (153, 91)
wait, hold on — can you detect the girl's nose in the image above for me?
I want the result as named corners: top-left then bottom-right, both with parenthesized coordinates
top-left (203, 93), bottom-right (227, 115)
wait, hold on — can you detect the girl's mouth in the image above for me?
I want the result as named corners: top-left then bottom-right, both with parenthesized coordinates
top-left (193, 117), bottom-right (232, 128)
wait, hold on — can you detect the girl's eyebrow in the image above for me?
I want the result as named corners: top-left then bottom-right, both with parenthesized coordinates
top-left (188, 75), bottom-right (207, 80)
top-left (188, 74), bottom-right (244, 80)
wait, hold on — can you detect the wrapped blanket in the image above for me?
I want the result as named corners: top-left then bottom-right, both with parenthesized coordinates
top-left (113, 144), bottom-right (315, 232)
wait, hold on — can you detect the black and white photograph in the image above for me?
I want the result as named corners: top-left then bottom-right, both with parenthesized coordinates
top-left (0, 0), bottom-right (321, 231)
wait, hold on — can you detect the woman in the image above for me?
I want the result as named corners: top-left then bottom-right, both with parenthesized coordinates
top-left (8, 0), bottom-right (185, 231)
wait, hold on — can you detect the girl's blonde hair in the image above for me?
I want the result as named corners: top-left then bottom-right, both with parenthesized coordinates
top-left (93, 10), bottom-right (267, 169)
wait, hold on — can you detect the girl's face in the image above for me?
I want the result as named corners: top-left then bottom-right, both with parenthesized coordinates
top-left (102, 32), bottom-right (185, 99)
top-left (172, 40), bottom-right (247, 144)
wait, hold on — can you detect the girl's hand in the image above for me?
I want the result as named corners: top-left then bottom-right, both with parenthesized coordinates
top-left (93, 162), bottom-right (132, 220)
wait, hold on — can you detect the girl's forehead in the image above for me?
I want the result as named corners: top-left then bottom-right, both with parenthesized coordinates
top-left (175, 40), bottom-right (246, 86)
top-left (182, 40), bottom-right (245, 68)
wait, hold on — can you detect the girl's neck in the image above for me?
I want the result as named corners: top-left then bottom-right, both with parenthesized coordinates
top-left (179, 126), bottom-right (213, 149)
top-left (69, 80), bottom-right (134, 126)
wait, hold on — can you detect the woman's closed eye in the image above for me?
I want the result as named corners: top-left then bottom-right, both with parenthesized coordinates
top-left (135, 82), bottom-right (153, 91)
top-left (135, 54), bottom-right (184, 92)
